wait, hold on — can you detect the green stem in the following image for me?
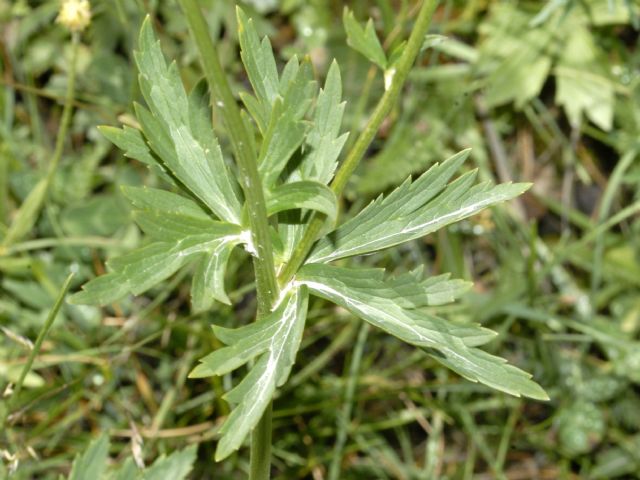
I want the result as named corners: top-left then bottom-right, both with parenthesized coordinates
top-left (249, 404), bottom-right (272, 479)
top-left (178, 0), bottom-right (278, 316)
top-left (178, 2), bottom-right (279, 478)
top-left (278, 0), bottom-right (439, 286)
top-left (0, 273), bottom-right (74, 428)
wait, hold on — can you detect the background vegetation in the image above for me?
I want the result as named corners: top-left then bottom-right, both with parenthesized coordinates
top-left (1, 0), bottom-right (639, 478)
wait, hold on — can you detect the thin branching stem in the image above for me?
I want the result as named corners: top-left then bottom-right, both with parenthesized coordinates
top-left (278, 0), bottom-right (440, 286)
top-left (178, 2), bottom-right (279, 478)
top-left (178, 1), bottom-right (279, 316)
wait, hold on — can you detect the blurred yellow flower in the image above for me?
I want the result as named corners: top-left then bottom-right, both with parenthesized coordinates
top-left (57, 0), bottom-right (91, 33)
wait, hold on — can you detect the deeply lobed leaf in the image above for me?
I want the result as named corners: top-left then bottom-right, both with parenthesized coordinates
top-left (237, 7), bottom-right (280, 119)
top-left (298, 60), bottom-right (349, 185)
top-left (69, 11), bottom-right (548, 467)
top-left (308, 150), bottom-right (531, 263)
top-left (255, 57), bottom-right (316, 187)
top-left (69, 233), bottom-right (243, 307)
top-left (278, 61), bottom-right (348, 261)
top-left (298, 264), bottom-right (494, 350)
top-left (297, 264), bottom-right (548, 400)
top-left (343, 8), bottom-right (388, 69)
top-left (190, 288), bottom-right (309, 460)
top-left (134, 18), bottom-right (242, 224)
top-left (71, 182), bottom-right (246, 310)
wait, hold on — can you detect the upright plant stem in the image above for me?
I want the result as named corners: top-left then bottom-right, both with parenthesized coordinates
top-left (278, 0), bottom-right (440, 286)
top-left (178, 2), bottom-right (279, 478)
top-left (178, 0), bottom-right (278, 317)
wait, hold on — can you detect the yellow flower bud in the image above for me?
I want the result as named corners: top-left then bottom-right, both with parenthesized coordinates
top-left (57, 0), bottom-right (91, 33)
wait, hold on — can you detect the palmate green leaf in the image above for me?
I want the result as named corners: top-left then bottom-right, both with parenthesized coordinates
top-left (483, 37), bottom-right (552, 109)
top-left (68, 434), bottom-right (109, 480)
top-left (69, 234), bottom-right (241, 306)
top-left (189, 288), bottom-right (309, 460)
top-left (256, 58), bottom-right (316, 187)
top-left (237, 7), bottom-right (279, 122)
top-left (126, 186), bottom-right (243, 311)
top-left (298, 264), bottom-right (493, 349)
top-left (69, 187), bottom-right (245, 308)
top-left (555, 65), bottom-right (614, 130)
top-left (298, 60), bottom-right (349, 185)
top-left (343, 7), bottom-right (387, 70)
top-left (278, 61), bottom-right (348, 261)
top-left (297, 264), bottom-right (548, 400)
top-left (99, 125), bottom-right (156, 167)
top-left (478, 3), bottom-right (554, 109)
top-left (308, 150), bottom-right (531, 264)
top-left (266, 181), bottom-right (338, 226)
top-left (134, 17), bottom-right (242, 224)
